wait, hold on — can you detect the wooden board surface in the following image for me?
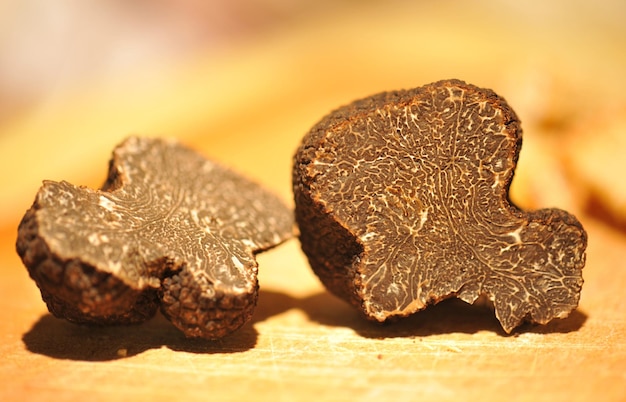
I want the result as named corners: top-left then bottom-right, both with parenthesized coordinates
top-left (1, 1), bottom-right (625, 401)
top-left (1, 221), bottom-right (626, 402)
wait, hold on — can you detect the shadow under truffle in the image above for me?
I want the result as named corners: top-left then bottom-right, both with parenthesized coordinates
top-left (23, 289), bottom-right (587, 360)
top-left (255, 289), bottom-right (588, 338)
top-left (22, 312), bottom-right (258, 361)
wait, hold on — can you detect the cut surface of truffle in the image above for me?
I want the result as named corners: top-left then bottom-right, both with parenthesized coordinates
top-left (293, 79), bottom-right (587, 333)
top-left (17, 136), bottom-right (293, 339)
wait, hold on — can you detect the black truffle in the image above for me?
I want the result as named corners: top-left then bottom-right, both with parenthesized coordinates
top-left (293, 79), bottom-right (587, 333)
top-left (17, 137), bottom-right (293, 339)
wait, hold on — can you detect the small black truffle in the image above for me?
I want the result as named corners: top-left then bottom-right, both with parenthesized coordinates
top-left (292, 79), bottom-right (587, 333)
top-left (17, 137), bottom-right (293, 339)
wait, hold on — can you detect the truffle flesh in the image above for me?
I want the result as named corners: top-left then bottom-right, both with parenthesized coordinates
top-left (293, 79), bottom-right (587, 333)
top-left (17, 137), bottom-right (294, 339)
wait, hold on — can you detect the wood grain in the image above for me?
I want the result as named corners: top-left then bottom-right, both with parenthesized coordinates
top-left (1, 222), bottom-right (625, 401)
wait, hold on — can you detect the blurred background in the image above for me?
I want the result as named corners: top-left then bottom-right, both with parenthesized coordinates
top-left (1, 0), bottom-right (625, 232)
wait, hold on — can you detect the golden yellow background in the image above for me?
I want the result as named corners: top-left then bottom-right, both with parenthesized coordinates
top-left (1, 1), bottom-right (625, 400)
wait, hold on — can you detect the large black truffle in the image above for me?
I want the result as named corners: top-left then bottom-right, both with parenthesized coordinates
top-left (17, 137), bottom-right (293, 339)
top-left (293, 79), bottom-right (587, 333)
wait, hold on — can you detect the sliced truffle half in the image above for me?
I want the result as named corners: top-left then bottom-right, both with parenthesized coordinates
top-left (17, 136), bottom-right (294, 339)
top-left (293, 79), bottom-right (587, 333)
